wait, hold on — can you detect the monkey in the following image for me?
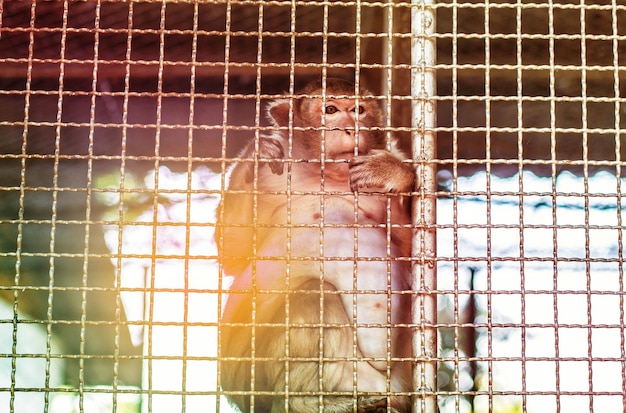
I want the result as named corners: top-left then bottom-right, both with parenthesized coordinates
top-left (216, 78), bottom-right (415, 412)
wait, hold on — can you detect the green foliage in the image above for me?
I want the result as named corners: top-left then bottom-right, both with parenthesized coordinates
top-left (94, 170), bottom-right (154, 222)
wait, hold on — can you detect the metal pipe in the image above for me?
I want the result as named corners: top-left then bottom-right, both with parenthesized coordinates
top-left (411, 1), bottom-right (438, 412)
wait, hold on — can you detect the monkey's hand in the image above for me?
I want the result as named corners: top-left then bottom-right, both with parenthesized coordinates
top-left (259, 137), bottom-right (285, 175)
top-left (349, 150), bottom-right (415, 193)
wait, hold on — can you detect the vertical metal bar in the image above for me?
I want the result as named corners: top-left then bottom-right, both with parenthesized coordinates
top-left (611, 0), bottom-right (626, 408)
top-left (52, 2), bottom-right (69, 411)
top-left (181, 3), bottom-right (199, 412)
top-left (410, 1), bottom-right (437, 412)
top-left (449, 2), bottom-right (461, 412)
top-left (547, 2), bottom-right (561, 412)
top-left (121, 2), bottom-right (138, 412)
top-left (249, 4), bottom-right (265, 411)
top-left (578, 3), bottom-right (594, 412)
top-left (482, 2), bottom-right (495, 411)
top-left (283, 2), bottom-right (296, 410)
top-left (85, 0), bottom-right (102, 407)
top-left (216, 2), bottom-right (232, 410)
top-left (319, 4), bottom-right (331, 410)
top-left (515, 2), bottom-right (528, 412)
top-left (382, 2), bottom-right (395, 408)
top-left (144, 2), bottom-right (168, 412)
top-left (12, 1), bottom-right (36, 411)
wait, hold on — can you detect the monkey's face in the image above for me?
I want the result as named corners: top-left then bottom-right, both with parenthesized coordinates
top-left (295, 97), bottom-right (386, 160)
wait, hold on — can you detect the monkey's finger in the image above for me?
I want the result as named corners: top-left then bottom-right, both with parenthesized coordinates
top-left (349, 155), bottom-right (369, 168)
top-left (268, 161), bottom-right (285, 175)
top-left (349, 168), bottom-right (384, 192)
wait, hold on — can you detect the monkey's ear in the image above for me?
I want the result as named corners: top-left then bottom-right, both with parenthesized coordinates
top-left (266, 98), bottom-right (292, 127)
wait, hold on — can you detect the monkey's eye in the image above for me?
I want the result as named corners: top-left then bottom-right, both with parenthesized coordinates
top-left (350, 105), bottom-right (365, 114)
top-left (325, 105), bottom-right (338, 114)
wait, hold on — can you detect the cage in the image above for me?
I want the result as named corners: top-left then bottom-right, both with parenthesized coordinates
top-left (0, 1), bottom-right (624, 412)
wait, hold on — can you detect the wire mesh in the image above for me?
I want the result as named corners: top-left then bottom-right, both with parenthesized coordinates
top-left (0, 1), bottom-right (624, 413)
top-left (434, 1), bottom-right (626, 412)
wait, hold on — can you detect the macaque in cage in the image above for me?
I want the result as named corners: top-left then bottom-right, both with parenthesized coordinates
top-left (216, 78), bottom-right (415, 412)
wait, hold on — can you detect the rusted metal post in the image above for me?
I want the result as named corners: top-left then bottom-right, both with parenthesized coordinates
top-left (410, 0), bottom-right (438, 412)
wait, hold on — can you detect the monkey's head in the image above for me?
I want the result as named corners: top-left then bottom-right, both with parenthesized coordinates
top-left (266, 78), bottom-right (386, 160)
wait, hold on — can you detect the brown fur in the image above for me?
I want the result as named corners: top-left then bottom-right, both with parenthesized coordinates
top-left (216, 78), bottom-right (415, 412)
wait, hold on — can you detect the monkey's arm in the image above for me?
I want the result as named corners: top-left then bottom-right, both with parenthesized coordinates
top-left (348, 148), bottom-right (414, 255)
top-left (349, 149), bottom-right (415, 194)
top-left (216, 136), bottom-right (286, 275)
top-left (233, 136), bottom-right (285, 184)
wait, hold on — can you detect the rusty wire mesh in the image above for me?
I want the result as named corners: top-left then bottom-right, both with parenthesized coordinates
top-left (0, 1), bottom-right (624, 413)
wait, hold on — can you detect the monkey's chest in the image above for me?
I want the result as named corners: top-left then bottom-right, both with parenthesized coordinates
top-left (260, 195), bottom-right (395, 260)
top-left (256, 193), bottom-right (410, 298)
top-left (285, 194), bottom-right (390, 225)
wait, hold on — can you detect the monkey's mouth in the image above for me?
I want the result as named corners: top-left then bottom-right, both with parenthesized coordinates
top-left (331, 150), bottom-right (358, 160)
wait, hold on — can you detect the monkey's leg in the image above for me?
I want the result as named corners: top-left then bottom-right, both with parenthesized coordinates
top-left (254, 280), bottom-right (351, 413)
top-left (221, 269), bottom-right (409, 413)
top-left (261, 280), bottom-right (408, 413)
